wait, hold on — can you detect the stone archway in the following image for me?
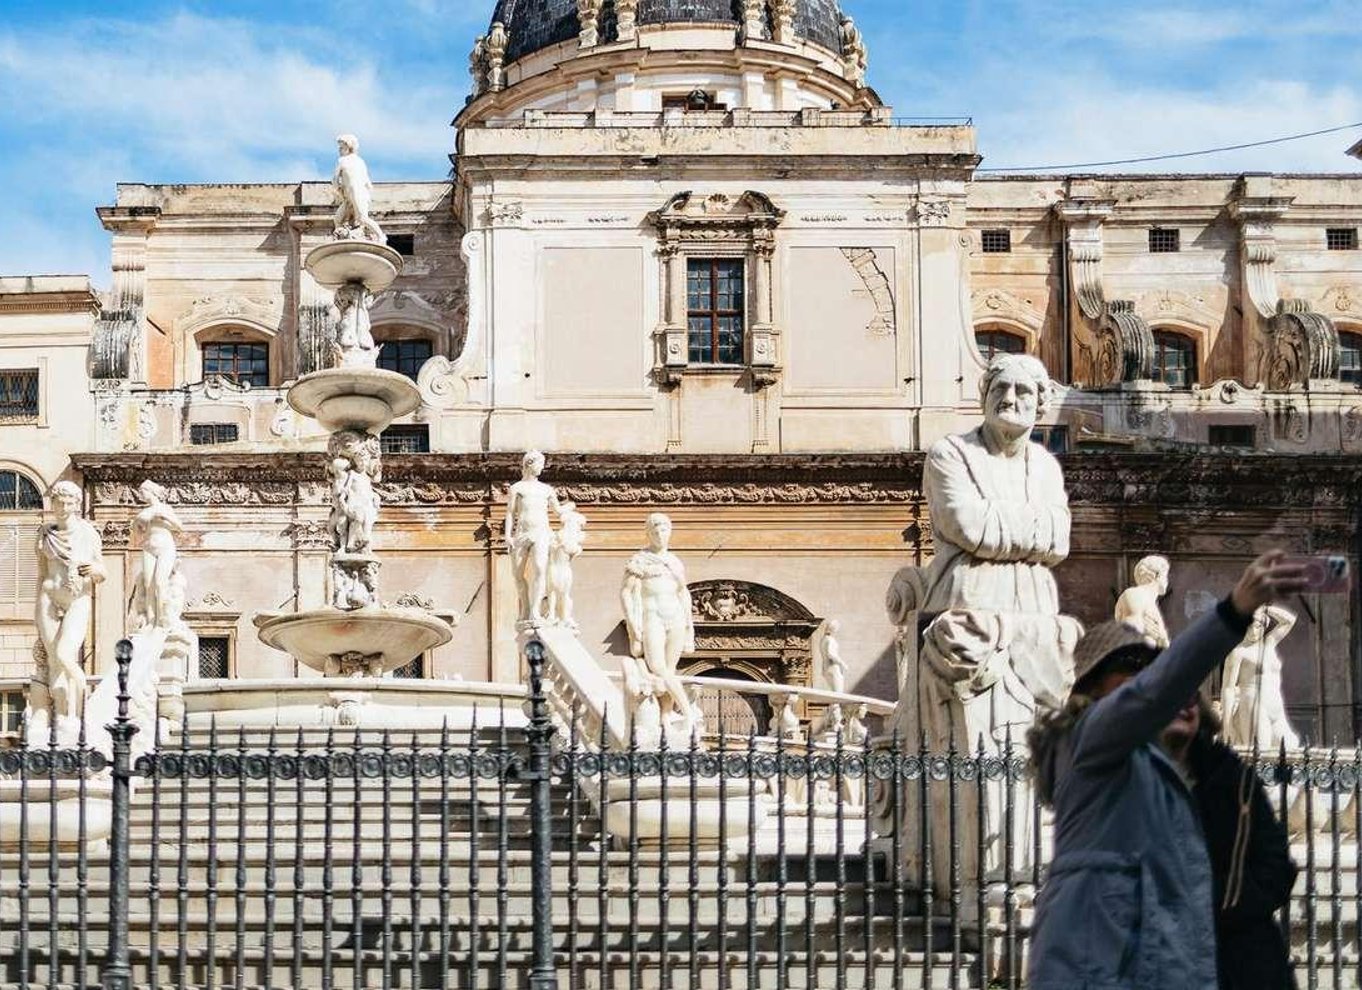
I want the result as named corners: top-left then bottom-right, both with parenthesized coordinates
top-left (681, 580), bottom-right (823, 733)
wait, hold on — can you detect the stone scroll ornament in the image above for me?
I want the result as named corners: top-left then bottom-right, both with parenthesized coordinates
top-left (1261, 299), bottom-right (1340, 389)
top-left (880, 353), bottom-right (1083, 899)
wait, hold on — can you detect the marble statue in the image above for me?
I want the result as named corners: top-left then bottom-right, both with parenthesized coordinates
top-left (821, 619), bottom-right (847, 730)
top-left (546, 501), bottom-right (587, 629)
top-left (28, 481), bottom-right (107, 741)
top-left (839, 15), bottom-right (868, 86)
top-left (469, 36), bottom-right (487, 93)
top-left (614, 0), bottom-right (638, 41)
top-left (328, 430), bottom-right (381, 556)
top-left (620, 513), bottom-right (701, 743)
top-left (505, 451), bottom-right (564, 628)
top-left (843, 703), bottom-right (870, 807)
top-left (332, 558), bottom-right (380, 611)
top-left (1114, 554), bottom-right (1171, 649)
top-left (882, 353), bottom-right (1081, 894)
top-left (769, 693), bottom-right (807, 808)
top-left (131, 479), bottom-right (185, 631)
top-left (332, 282), bottom-right (377, 367)
top-left (332, 134), bottom-right (385, 243)
top-left (1222, 605), bottom-right (1300, 751)
top-left (576, 0), bottom-right (602, 48)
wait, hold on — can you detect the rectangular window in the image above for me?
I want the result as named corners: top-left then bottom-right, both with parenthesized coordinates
top-left (1031, 425), bottom-right (1070, 454)
top-left (391, 655), bottom-right (427, 679)
top-left (377, 339), bottom-right (434, 382)
top-left (189, 423), bottom-right (240, 446)
top-left (197, 636), bottom-right (232, 679)
top-left (202, 342), bottom-right (269, 388)
top-left (387, 234), bottom-right (416, 257)
top-left (0, 369), bottom-right (39, 422)
top-left (1208, 424), bottom-right (1256, 448)
top-left (381, 424), bottom-right (431, 455)
top-left (0, 689), bottom-right (24, 734)
top-left (981, 229), bottom-right (1012, 254)
top-left (1148, 228), bottom-right (1181, 254)
top-left (687, 258), bottom-right (745, 365)
top-left (1327, 227), bottom-right (1359, 251)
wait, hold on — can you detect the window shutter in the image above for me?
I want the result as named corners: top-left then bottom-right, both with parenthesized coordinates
top-left (0, 521), bottom-right (40, 607)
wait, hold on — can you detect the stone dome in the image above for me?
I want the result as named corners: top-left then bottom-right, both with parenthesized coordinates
top-left (489, 0), bottom-right (846, 64)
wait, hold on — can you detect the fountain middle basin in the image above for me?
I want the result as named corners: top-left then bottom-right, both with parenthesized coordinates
top-left (255, 607), bottom-right (453, 677)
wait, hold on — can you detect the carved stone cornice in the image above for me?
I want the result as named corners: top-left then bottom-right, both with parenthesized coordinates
top-left (1055, 198), bottom-right (1114, 322)
top-left (1231, 193), bottom-right (1294, 320)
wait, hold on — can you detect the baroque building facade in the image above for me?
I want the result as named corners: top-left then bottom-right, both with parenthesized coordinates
top-left (1, 0), bottom-right (1361, 740)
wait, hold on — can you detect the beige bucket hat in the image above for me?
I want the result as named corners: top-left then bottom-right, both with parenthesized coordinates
top-left (1072, 620), bottom-right (1161, 687)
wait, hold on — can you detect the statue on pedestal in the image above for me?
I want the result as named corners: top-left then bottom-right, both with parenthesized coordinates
top-left (839, 15), bottom-right (869, 86)
top-left (332, 134), bottom-right (385, 244)
top-left (131, 479), bottom-right (185, 631)
top-left (546, 501), bottom-right (587, 630)
top-left (1114, 554), bottom-right (1171, 649)
top-left (505, 451), bottom-right (563, 629)
top-left (882, 354), bottom-right (1082, 893)
top-left (1222, 605), bottom-right (1300, 751)
top-left (821, 619), bottom-right (847, 731)
top-left (28, 481), bottom-right (107, 742)
top-left (620, 513), bottom-right (701, 745)
top-left (328, 430), bottom-right (381, 556)
top-left (332, 282), bottom-right (377, 367)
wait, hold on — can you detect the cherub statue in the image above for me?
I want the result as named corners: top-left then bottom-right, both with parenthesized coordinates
top-left (1222, 605), bottom-right (1300, 751)
top-left (29, 481), bottom-right (107, 742)
top-left (131, 479), bottom-right (185, 631)
top-left (546, 501), bottom-right (587, 629)
top-left (332, 134), bottom-right (385, 243)
top-left (327, 431), bottom-right (381, 556)
top-left (1114, 554), bottom-right (1171, 649)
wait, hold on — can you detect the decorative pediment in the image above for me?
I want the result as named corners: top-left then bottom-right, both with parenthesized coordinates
top-left (174, 295), bottom-right (279, 337)
top-left (1261, 299), bottom-right (1339, 389)
top-left (690, 580), bottom-right (815, 624)
top-left (1138, 288), bottom-right (1222, 331)
top-left (972, 288), bottom-right (1045, 334)
top-left (648, 191), bottom-right (785, 240)
top-left (1322, 284), bottom-right (1359, 318)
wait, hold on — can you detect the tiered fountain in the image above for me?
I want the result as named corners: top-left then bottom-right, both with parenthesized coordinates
top-left (254, 135), bottom-right (452, 680)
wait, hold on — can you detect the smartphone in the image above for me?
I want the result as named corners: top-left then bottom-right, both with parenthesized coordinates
top-left (1283, 555), bottom-right (1352, 594)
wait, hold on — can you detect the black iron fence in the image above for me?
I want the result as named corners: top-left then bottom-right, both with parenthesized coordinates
top-left (0, 641), bottom-right (1358, 989)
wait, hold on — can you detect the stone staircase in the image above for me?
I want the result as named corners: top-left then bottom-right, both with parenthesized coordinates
top-left (0, 726), bottom-right (982, 989)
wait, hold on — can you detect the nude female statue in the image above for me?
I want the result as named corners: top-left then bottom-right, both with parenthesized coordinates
top-left (1114, 554), bottom-right (1171, 649)
top-left (132, 479), bottom-right (184, 630)
top-left (33, 481), bottom-right (107, 731)
top-left (1222, 605), bottom-right (1300, 751)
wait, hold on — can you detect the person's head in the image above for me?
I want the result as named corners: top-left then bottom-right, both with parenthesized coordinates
top-left (137, 479), bottom-right (167, 505)
top-left (48, 481), bottom-right (82, 520)
top-left (979, 354), bottom-right (1051, 440)
top-left (1071, 621), bottom-right (1161, 701)
top-left (645, 512), bottom-right (672, 551)
top-left (522, 450), bottom-right (545, 478)
top-left (1133, 555), bottom-right (1170, 596)
top-left (336, 134), bottom-right (359, 156)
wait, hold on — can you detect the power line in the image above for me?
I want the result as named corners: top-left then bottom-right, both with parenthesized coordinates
top-left (978, 121), bottom-right (1362, 173)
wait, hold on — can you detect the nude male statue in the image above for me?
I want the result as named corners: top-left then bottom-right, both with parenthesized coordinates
top-left (332, 134), bottom-right (385, 244)
top-left (504, 451), bottom-right (563, 627)
top-left (620, 513), bottom-right (699, 736)
top-left (1114, 554), bottom-right (1171, 649)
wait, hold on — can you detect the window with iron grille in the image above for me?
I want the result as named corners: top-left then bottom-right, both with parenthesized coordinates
top-left (1148, 228), bottom-right (1181, 254)
top-left (391, 655), bottom-right (426, 679)
top-left (377, 339), bottom-right (433, 382)
top-left (1327, 227), bottom-right (1358, 251)
top-left (662, 91), bottom-right (725, 111)
top-left (687, 258), bottom-right (745, 365)
top-left (975, 329), bottom-right (1027, 361)
top-left (1152, 331), bottom-right (1196, 388)
top-left (189, 423), bottom-right (240, 446)
top-left (202, 342), bottom-right (269, 387)
top-left (0, 690), bottom-right (24, 734)
top-left (980, 229), bottom-right (1012, 254)
top-left (1340, 332), bottom-right (1362, 385)
top-left (0, 471), bottom-right (42, 512)
top-left (197, 637), bottom-right (232, 679)
top-left (1208, 424), bottom-right (1256, 448)
top-left (0, 369), bottom-right (39, 422)
top-left (381, 425), bottom-right (431, 455)
top-left (387, 234), bottom-right (416, 257)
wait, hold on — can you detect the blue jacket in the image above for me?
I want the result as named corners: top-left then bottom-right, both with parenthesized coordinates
top-left (1028, 606), bottom-right (1249, 990)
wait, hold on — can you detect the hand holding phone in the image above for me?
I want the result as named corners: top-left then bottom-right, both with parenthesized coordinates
top-left (1281, 555), bottom-right (1351, 595)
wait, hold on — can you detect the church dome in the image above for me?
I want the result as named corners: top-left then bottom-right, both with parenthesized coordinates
top-left (489, 0), bottom-right (846, 64)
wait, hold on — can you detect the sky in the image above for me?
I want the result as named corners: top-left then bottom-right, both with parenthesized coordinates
top-left (1, 0), bottom-right (1360, 285)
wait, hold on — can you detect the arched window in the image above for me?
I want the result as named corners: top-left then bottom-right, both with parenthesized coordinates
top-left (1152, 331), bottom-right (1197, 389)
top-left (202, 341), bottom-right (270, 387)
top-left (0, 469), bottom-right (43, 609)
top-left (975, 328), bottom-right (1027, 361)
top-left (1339, 331), bottom-right (1362, 386)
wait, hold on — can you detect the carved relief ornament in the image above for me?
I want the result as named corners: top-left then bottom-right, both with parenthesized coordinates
top-left (1091, 300), bottom-right (1156, 386)
top-left (174, 295), bottom-right (279, 337)
top-left (1261, 299), bottom-right (1339, 389)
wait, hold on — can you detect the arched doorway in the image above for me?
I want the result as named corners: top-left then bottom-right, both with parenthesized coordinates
top-left (680, 580), bottom-right (822, 733)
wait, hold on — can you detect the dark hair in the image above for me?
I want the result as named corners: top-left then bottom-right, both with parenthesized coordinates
top-left (1027, 693), bottom-right (1093, 808)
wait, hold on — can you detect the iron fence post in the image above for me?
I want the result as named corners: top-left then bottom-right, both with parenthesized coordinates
top-left (524, 639), bottom-right (559, 990)
top-left (102, 639), bottom-right (137, 990)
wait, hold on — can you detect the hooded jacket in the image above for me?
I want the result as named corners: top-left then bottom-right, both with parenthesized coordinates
top-left (1028, 603), bottom-right (1251, 990)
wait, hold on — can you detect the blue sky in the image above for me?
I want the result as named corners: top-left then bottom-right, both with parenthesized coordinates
top-left (1, 0), bottom-right (1359, 284)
